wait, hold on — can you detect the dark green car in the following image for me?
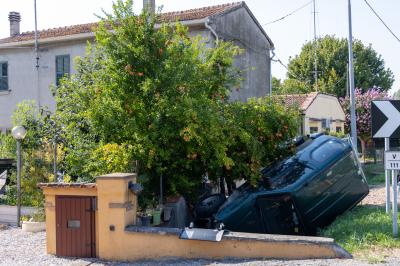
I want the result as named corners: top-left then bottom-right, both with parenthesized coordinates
top-left (214, 135), bottom-right (369, 235)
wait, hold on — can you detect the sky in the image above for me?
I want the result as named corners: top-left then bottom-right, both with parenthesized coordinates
top-left (1, 0), bottom-right (399, 92)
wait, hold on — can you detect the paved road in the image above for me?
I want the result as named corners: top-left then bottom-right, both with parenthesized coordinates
top-left (0, 205), bottom-right (37, 225)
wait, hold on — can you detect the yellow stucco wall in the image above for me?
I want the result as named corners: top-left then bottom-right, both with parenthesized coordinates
top-left (40, 173), bottom-right (350, 261)
top-left (41, 186), bottom-right (98, 256)
top-left (101, 231), bottom-right (340, 261)
top-left (96, 173), bottom-right (137, 259)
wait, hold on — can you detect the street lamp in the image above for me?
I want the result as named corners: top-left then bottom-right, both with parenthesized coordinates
top-left (11, 126), bottom-right (27, 227)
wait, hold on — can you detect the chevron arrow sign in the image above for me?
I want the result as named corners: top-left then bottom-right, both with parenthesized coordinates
top-left (371, 100), bottom-right (400, 138)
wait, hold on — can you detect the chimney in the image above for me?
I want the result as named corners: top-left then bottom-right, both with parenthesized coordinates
top-left (143, 0), bottom-right (155, 14)
top-left (9, 12), bottom-right (21, 37)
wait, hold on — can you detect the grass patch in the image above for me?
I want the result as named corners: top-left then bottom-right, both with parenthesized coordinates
top-left (321, 205), bottom-right (400, 254)
top-left (362, 163), bottom-right (385, 185)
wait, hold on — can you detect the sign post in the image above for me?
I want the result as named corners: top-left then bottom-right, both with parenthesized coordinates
top-left (372, 100), bottom-right (400, 237)
top-left (385, 151), bottom-right (400, 237)
top-left (385, 138), bottom-right (391, 213)
top-left (393, 169), bottom-right (398, 237)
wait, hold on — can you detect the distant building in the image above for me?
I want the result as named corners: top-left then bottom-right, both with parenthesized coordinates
top-left (279, 92), bottom-right (346, 136)
top-left (0, 1), bottom-right (274, 130)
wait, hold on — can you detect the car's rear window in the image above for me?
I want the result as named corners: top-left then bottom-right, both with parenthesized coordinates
top-left (311, 140), bottom-right (347, 163)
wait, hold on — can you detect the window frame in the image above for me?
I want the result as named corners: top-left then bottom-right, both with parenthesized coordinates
top-left (309, 127), bottom-right (318, 134)
top-left (55, 55), bottom-right (70, 86)
top-left (0, 61), bottom-right (8, 91)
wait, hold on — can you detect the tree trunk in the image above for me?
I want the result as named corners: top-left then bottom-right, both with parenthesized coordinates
top-left (360, 139), bottom-right (366, 163)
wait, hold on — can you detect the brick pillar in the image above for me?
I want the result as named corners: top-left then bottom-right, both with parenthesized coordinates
top-left (96, 173), bottom-right (137, 259)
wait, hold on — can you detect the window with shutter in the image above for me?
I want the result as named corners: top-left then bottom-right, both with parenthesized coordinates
top-left (0, 62), bottom-right (8, 91)
top-left (55, 55), bottom-right (70, 86)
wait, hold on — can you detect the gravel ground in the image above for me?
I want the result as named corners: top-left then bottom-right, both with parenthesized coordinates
top-left (361, 184), bottom-right (386, 206)
top-left (0, 186), bottom-right (398, 266)
top-left (1, 226), bottom-right (399, 266)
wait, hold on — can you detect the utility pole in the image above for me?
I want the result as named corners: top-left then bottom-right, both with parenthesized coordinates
top-left (313, 0), bottom-right (318, 91)
top-left (34, 0), bottom-right (41, 108)
top-left (348, 0), bottom-right (357, 153)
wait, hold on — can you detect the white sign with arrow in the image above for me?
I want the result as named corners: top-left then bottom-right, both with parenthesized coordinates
top-left (372, 101), bottom-right (400, 138)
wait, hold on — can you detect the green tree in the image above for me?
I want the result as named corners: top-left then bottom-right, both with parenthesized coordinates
top-left (1, 101), bottom-right (61, 207)
top-left (286, 35), bottom-right (394, 97)
top-left (340, 88), bottom-right (389, 158)
top-left (55, 0), bottom-right (298, 203)
top-left (273, 78), bottom-right (310, 95)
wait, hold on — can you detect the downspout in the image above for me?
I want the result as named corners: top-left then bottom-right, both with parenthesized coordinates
top-left (270, 48), bottom-right (276, 96)
top-left (205, 18), bottom-right (219, 42)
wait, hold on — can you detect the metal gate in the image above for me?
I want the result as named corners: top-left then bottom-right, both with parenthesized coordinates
top-left (55, 196), bottom-right (96, 257)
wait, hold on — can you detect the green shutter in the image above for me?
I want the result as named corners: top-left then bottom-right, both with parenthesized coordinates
top-left (56, 55), bottom-right (70, 86)
top-left (0, 62), bottom-right (8, 91)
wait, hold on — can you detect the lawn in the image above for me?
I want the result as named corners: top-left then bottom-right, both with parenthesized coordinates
top-left (362, 163), bottom-right (385, 185)
top-left (321, 205), bottom-right (400, 262)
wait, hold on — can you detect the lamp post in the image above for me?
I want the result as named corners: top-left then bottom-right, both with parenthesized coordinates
top-left (11, 126), bottom-right (27, 227)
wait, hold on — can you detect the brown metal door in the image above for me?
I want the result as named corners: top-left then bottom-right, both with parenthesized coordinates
top-left (56, 196), bottom-right (96, 257)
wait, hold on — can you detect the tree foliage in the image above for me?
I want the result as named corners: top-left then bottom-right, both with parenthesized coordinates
top-left (0, 101), bottom-right (61, 207)
top-left (283, 35), bottom-right (394, 97)
top-left (53, 0), bottom-right (298, 203)
top-left (340, 88), bottom-right (389, 156)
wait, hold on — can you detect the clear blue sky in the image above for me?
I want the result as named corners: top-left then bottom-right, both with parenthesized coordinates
top-left (1, 0), bottom-right (399, 93)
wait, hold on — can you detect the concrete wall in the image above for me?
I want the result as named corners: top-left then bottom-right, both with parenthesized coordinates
top-left (0, 40), bottom-right (87, 130)
top-left (210, 6), bottom-right (272, 101)
top-left (40, 173), bottom-right (351, 262)
top-left (303, 94), bottom-right (346, 135)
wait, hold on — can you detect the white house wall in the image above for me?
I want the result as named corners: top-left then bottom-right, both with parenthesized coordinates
top-left (304, 94), bottom-right (346, 135)
top-left (0, 13), bottom-right (272, 129)
top-left (0, 40), bottom-right (88, 130)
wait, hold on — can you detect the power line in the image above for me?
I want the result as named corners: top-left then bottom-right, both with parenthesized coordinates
top-left (363, 0), bottom-right (400, 44)
top-left (271, 51), bottom-right (310, 84)
top-left (262, 0), bottom-right (313, 26)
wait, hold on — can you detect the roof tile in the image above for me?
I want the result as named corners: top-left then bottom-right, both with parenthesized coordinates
top-left (275, 92), bottom-right (319, 112)
top-left (0, 2), bottom-right (242, 44)
top-left (38, 182), bottom-right (97, 189)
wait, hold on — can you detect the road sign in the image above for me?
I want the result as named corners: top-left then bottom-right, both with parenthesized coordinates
top-left (385, 151), bottom-right (400, 170)
top-left (371, 100), bottom-right (400, 138)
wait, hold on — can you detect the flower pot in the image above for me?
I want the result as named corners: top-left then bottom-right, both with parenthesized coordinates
top-left (21, 221), bottom-right (46, 233)
top-left (152, 210), bottom-right (162, 226)
top-left (140, 215), bottom-right (152, 227)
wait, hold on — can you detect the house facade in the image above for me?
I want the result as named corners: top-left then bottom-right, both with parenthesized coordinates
top-left (280, 92), bottom-right (346, 136)
top-left (0, 1), bottom-right (274, 130)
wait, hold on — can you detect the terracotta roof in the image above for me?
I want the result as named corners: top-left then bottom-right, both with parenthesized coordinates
top-left (0, 2), bottom-right (243, 44)
top-left (38, 183), bottom-right (97, 189)
top-left (275, 92), bottom-right (319, 112)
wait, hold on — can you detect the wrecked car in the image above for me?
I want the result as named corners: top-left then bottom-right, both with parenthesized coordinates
top-left (194, 134), bottom-right (369, 235)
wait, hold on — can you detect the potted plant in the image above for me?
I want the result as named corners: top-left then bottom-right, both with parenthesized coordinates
top-left (152, 206), bottom-right (162, 226)
top-left (139, 209), bottom-right (152, 226)
top-left (21, 208), bottom-right (46, 233)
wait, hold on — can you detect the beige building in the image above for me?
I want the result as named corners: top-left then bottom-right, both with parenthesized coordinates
top-left (280, 92), bottom-right (346, 136)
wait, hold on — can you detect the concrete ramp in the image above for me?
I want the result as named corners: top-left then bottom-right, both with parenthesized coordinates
top-left (120, 226), bottom-right (351, 261)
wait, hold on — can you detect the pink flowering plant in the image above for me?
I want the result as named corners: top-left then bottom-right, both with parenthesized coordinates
top-left (340, 87), bottom-right (390, 157)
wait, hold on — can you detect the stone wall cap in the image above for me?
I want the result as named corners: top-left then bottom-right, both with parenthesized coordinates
top-left (38, 183), bottom-right (97, 189)
top-left (96, 173), bottom-right (137, 180)
top-left (125, 226), bottom-right (181, 236)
